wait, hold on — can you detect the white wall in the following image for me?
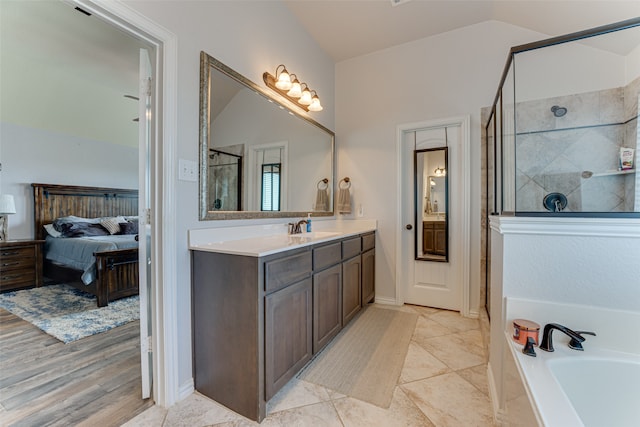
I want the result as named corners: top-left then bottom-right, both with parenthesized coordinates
top-left (1, 123), bottom-right (138, 238)
top-left (335, 21), bottom-right (549, 308)
top-left (122, 0), bottom-right (335, 391)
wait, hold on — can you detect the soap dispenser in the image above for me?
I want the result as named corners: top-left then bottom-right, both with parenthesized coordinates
top-left (306, 213), bottom-right (312, 232)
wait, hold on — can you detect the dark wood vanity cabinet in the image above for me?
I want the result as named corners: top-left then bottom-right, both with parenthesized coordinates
top-left (191, 231), bottom-right (375, 422)
top-left (422, 221), bottom-right (446, 256)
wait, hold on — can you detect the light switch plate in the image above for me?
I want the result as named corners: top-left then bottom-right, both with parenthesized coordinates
top-left (178, 159), bottom-right (197, 182)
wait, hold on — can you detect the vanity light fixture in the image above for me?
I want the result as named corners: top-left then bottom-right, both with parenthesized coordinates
top-left (263, 65), bottom-right (322, 112)
top-left (434, 167), bottom-right (446, 177)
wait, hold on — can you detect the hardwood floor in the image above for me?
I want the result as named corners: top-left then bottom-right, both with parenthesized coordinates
top-left (0, 308), bottom-right (153, 427)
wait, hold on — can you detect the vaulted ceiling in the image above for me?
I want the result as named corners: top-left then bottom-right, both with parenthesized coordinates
top-left (285, 0), bottom-right (640, 61)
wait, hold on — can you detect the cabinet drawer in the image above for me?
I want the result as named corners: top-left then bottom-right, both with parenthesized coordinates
top-left (342, 237), bottom-right (361, 260)
top-left (1, 255), bottom-right (35, 272)
top-left (362, 233), bottom-right (375, 252)
top-left (265, 251), bottom-right (312, 293)
top-left (313, 242), bottom-right (341, 271)
top-left (1, 246), bottom-right (35, 262)
top-left (0, 268), bottom-right (35, 288)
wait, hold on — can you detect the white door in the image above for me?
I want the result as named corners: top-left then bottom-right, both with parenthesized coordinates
top-left (399, 117), bottom-right (470, 312)
top-left (138, 48), bottom-right (153, 399)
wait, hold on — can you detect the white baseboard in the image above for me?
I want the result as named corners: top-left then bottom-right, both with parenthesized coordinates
top-left (487, 363), bottom-right (501, 418)
top-left (373, 296), bottom-right (398, 306)
top-left (178, 377), bottom-right (194, 401)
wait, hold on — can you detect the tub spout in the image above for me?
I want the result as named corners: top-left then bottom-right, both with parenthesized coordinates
top-left (539, 323), bottom-right (595, 352)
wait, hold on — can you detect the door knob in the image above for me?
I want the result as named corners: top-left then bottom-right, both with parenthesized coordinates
top-left (405, 224), bottom-right (413, 230)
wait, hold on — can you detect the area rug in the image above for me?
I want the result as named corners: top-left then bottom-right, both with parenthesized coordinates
top-left (0, 284), bottom-right (139, 343)
top-left (298, 306), bottom-right (418, 408)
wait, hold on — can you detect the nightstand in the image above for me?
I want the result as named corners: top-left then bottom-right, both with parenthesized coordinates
top-left (0, 239), bottom-right (45, 292)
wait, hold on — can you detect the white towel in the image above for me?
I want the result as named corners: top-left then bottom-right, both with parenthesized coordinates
top-left (315, 188), bottom-right (329, 211)
top-left (337, 187), bottom-right (351, 214)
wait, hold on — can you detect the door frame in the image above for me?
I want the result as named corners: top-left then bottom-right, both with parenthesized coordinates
top-left (395, 116), bottom-right (472, 316)
top-left (69, 0), bottom-right (180, 406)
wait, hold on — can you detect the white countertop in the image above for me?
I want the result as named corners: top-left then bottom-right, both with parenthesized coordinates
top-left (189, 219), bottom-right (376, 257)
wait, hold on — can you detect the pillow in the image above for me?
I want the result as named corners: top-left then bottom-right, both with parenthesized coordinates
top-left (53, 217), bottom-right (110, 237)
top-left (119, 219), bottom-right (139, 235)
top-left (44, 224), bottom-right (62, 238)
top-left (100, 217), bottom-right (121, 235)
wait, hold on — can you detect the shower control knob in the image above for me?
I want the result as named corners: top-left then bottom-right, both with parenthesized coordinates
top-left (405, 224), bottom-right (413, 230)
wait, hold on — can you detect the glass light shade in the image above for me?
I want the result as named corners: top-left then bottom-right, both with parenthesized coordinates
top-left (0, 195), bottom-right (16, 214)
top-left (275, 68), bottom-right (292, 90)
top-left (299, 88), bottom-right (312, 105)
top-left (308, 95), bottom-right (323, 112)
top-left (434, 167), bottom-right (446, 177)
top-left (287, 80), bottom-right (302, 98)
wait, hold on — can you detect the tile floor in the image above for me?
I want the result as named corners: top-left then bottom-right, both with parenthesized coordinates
top-left (123, 304), bottom-right (497, 427)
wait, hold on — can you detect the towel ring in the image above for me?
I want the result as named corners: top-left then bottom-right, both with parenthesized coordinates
top-left (339, 177), bottom-right (351, 189)
top-left (317, 178), bottom-right (329, 190)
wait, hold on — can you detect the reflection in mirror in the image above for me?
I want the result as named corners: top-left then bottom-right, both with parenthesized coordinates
top-left (415, 148), bottom-right (448, 262)
top-left (199, 52), bottom-right (335, 220)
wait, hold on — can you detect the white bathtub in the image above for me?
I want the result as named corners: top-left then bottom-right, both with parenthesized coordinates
top-left (508, 336), bottom-right (640, 427)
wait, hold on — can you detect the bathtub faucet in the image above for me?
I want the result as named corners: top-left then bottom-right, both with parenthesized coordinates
top-left (539, 323), bottom-right (596, 352)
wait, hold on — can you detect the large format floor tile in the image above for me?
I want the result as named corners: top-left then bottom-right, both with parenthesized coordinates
top-left (125, 305), bottom-right (496, 427)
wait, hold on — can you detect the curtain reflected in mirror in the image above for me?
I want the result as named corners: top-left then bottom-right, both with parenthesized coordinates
top-left (415, 148), bottom-right (448, 262)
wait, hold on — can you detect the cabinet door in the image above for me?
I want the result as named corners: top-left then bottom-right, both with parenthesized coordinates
top-left (361, 249), bottom-right (375, 305)
top-left (342, 255), bottom-right (362, 326)
top-left (313, 264), bottom-right (342, 353)
top-left (265, 278), bottom-right (313, 400)
top-left (422, 223), bottom-right (435, 254)
top-left (434, 224), bottom-right (446, 256)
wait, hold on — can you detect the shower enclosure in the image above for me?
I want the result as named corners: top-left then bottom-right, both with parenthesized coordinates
top-left (483, 17), bottom-right (640, 316)
top-left (486, 18), bottom-right (640, 217)
top-left (208, 148), bottom-right (242, 211)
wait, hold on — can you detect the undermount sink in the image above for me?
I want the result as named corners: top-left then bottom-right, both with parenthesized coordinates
top-left (289, 231), bottom-right (341, 241)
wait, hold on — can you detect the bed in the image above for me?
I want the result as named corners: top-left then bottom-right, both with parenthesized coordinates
top-left (32, 183), bottom-right (140, 307)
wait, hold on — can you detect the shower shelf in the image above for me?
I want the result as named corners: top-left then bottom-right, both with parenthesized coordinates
top-left (590, 169), bottom-right (635, 178)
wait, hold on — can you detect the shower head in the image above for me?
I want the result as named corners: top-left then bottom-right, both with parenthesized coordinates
top-left (551, 105), bottom-right (567, 117)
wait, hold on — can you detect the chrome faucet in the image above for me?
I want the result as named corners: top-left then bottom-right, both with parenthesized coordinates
top-left (539, 323), bottom-right (596, 352)
top-left (288, 220), bottom-right (307, 234)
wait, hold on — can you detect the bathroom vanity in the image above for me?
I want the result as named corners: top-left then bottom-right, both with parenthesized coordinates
top-left (189, 223), bottom-right (375, 422)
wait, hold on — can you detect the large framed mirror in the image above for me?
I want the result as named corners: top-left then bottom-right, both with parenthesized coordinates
top-left (415, 147), bottom-right (448, 262)
top-left (199, 52), bottom-right (335, 220)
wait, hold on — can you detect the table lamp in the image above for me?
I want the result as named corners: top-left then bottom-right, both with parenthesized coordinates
top-left (0, 195), bottom-right (17, 241)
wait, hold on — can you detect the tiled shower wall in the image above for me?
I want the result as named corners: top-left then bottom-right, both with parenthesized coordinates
top-left (514, 76), bottom-right (639, 212)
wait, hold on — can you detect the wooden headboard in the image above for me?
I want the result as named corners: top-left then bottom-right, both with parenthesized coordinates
top-left (32, 183), bottom-right (138, 241)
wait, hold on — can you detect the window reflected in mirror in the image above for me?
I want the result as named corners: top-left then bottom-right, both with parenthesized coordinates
top-left (415, 147), bottom-right (448, 262)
